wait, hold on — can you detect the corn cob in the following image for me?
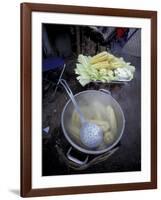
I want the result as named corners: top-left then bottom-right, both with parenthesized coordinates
top-left (91, 61), bottom-right (110, 70)
top-left (90, 51), bottom-right (108, 64)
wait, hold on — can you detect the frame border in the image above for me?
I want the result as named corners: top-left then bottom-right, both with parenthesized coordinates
top-left (21, 3), bottom-right (157, 197)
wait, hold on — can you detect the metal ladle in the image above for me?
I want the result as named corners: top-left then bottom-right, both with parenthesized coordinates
top-left (60, 79), bottom-right (103, 149)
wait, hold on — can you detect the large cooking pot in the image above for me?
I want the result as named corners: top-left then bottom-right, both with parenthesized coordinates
top-left (61, 88), bottom-right (125, 165)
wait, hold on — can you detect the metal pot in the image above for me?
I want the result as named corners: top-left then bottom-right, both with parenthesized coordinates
top-left (61, 89), bottom-right (125, 165)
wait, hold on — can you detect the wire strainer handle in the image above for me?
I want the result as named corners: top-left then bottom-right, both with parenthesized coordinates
top-left (59, 79), bottom-right (86, 124)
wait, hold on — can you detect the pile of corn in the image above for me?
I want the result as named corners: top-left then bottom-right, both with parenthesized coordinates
top-left (75, 51), bottom-right (135, 86)
top-left (90, 51), bottom-right (126, 70)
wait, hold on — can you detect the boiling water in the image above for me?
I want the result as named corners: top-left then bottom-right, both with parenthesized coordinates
top-left (69, 101), bottom-right (118, 149)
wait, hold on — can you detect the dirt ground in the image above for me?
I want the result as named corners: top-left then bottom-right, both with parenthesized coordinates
top-left (42, 52), bottom-right (141, 176)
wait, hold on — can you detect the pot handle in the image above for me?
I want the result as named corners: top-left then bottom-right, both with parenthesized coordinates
top-left (67, 147), bottom-right (89, 165)
top-left (99, 89), bottom-right (111, 95)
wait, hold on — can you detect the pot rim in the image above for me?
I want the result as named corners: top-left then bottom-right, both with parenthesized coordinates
top-left (61, 89), bottom-right (125, 155)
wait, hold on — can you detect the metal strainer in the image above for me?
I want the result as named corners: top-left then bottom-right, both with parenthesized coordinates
top-left (60, 79), bottom-right (103, 149)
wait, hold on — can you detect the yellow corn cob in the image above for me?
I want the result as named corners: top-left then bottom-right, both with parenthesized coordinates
top-left (90, 51), bottom-right (108, 64)
top-left (91, 61), bottom-right (110, 70)
top-left (92, 51), bottom-right (108, 60)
